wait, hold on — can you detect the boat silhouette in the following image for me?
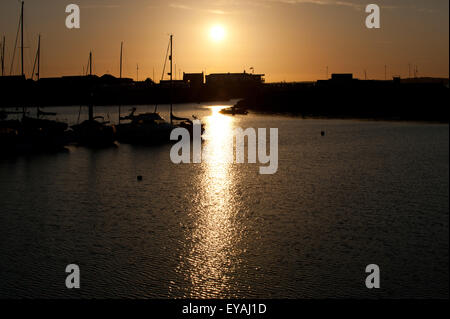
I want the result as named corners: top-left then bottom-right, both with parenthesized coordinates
top-left (70, 52), bottom-right (116, 148)
top-left (0, 3), bottom-right (69, 155)
top-left (116, 107), bottom-right (175, 144)
top-left (116, 35), bottom-right (204, 145)
top-left (219, 106), bottom-right (249, 115)
top-left (165, 35), bottom-right (205, 137)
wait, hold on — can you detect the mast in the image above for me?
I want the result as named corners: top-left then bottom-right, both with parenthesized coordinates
top-left (119, 42), bottom-right (123, 123)
top-left (88, 51), bottom-right (93, 121)
top-left (32, 34), bottom-right (41, 117)
top-left (37, 34), bottom-right (40, 80)
top-left (32, 34), bottom-right (41, 80)
top-left (1, 36), bottom-right (5, 76)
top-left (89, 51), bottom-right (92, 76)
top-left (120, 41), bottom-right (123, 79)
top-left (21, 1), bottom-right (24, 78)
top-left (20, 1), bottom-right (26, 117)
top-left (169, 34), bottom-right (173, 124)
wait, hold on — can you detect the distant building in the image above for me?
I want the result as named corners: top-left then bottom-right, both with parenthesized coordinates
top-left (183, 72), bottom-right (204, 88)
top-left (100, 74), bottom-right (134, 85)
top-left (331, 73), bottom-right (353, 81)
top-left (205, 72), bottom-right (265, 87)
top-left (316, 73), bottom-right (357, 88)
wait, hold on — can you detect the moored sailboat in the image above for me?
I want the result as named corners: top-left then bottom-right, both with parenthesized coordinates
top-left (71, 52), bottom-right (116, 148)
top-left (1, 2), bottom-right (69, 155)
top-left (166, 35), bottom-right (205, 137)
top-left (116, 106), bottom-right (175, 144)
top-left (116, 37), bottom-right (197, 145)
top-left (21, 33), bottom-right (70, 151)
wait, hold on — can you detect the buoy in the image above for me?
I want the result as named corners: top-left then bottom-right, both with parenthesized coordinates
top-left (137, 175), bottom-right (143, 181)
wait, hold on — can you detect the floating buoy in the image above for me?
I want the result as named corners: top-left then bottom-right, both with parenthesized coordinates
top-left (137, 175), bottom-right (143, 181)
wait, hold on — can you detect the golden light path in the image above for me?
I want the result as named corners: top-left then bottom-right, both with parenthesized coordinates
top-left (179, 105), bottom-right (242, 298)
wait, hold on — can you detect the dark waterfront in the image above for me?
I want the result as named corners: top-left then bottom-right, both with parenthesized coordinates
top-left (0, 103), bottom-right (448, 298)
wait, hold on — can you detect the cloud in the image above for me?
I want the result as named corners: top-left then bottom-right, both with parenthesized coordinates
top-left (169, 4), bottom-right (191, 10)
top-left (262, 0), bottom-right (435, 12)
top-left (169, 3), bottom-right (234, 14)
top-left (80, 4), bottom-right (121, 9)
top-left (266, 0), bottom-right (364, 9)
top-left (169, 0), bottom-right (435, 14)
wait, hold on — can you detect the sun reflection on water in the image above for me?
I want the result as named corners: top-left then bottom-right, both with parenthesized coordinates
top-left (174, 105), bottom-right (243, 298)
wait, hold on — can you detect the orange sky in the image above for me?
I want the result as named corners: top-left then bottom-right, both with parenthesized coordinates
top-left (0, 0), bottom-right (448, 82)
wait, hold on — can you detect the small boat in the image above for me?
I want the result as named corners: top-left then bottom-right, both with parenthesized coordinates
top-left (71, 52), bottom-right (116, 148)
top-left (116, 107), bottom-right (175, 145)
top-left (166, 35), bottom-right (205, 137)
top-left (171, 112), bottom-right (205, 137)
top-left (0, 110), bottom-right (69, 155)
top-left (18, 34), bottom-right (69, 152)
top-left (117, 35), bottom-right (204, 145)
top-left (0, 6), bottom-right (69, 155)
top-left (71, 116), bottom-right (116, 148)
top-left (219, 106), bottom-right (248, 115)
top-left (115, 41), bottom-right (176, 145)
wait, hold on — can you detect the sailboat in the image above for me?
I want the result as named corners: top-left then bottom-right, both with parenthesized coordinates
top-left (219, 106), bottom-right (249, 115)
top-left (22, 34), bottom-right (69, 137)
top-left (71, 51), bottom-right (116, 148)
top-left (115, 40), bottom-right (176, 145)
top-left (1, 2), bottom-right (69, 155)
top-left (164, 35), bottom-right (204, 137)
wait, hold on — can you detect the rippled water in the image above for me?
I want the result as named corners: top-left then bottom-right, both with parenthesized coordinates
top-left (0, 102), bottom-right (448, 298)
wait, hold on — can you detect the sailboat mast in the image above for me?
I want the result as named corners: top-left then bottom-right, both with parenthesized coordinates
top-left (21, 1), bottom-right (24, 78)
top-left (89, 51), bottom-right (92, 76)
top-left (33, 34), bottom-right (41, 116)
top-left (31, 34), bottom-right (40, 80)
top-left (36, 34), bottom-right (40, 80)
top-left (20, 1), bottom-right (26, 117)
top-left (120, 42), bottom-right (123, 79)
top-left (88, 51), bottom-right (93, 121)
top-left (170, 34), bottom-right (173, 125)
top-left (1, 36), bottom-right (5, 76)
top-left (119, 42), bottom-right (123, 124)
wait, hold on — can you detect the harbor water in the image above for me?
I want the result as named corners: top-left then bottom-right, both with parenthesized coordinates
top-left (0, 102), bottom-right (448, 298)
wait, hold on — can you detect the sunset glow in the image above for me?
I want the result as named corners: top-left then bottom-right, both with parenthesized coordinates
top-left (209, 25), bottom-right (226, 43)
top-left (0, 0), bottom-right (448, 81)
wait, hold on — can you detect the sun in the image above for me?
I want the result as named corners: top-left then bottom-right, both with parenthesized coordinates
top-left (210, 25), bottom-right (226, 42)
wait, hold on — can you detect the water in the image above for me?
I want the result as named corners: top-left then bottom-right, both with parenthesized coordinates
top-left (0, 102), bottom-right (448, 298)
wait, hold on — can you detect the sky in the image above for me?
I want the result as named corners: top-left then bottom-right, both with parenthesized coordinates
top-left (0, 0), bottom-right (448, 82)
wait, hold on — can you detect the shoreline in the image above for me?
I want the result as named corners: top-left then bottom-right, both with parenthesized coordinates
top-left (244, 110), bottom-right (450, 124)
